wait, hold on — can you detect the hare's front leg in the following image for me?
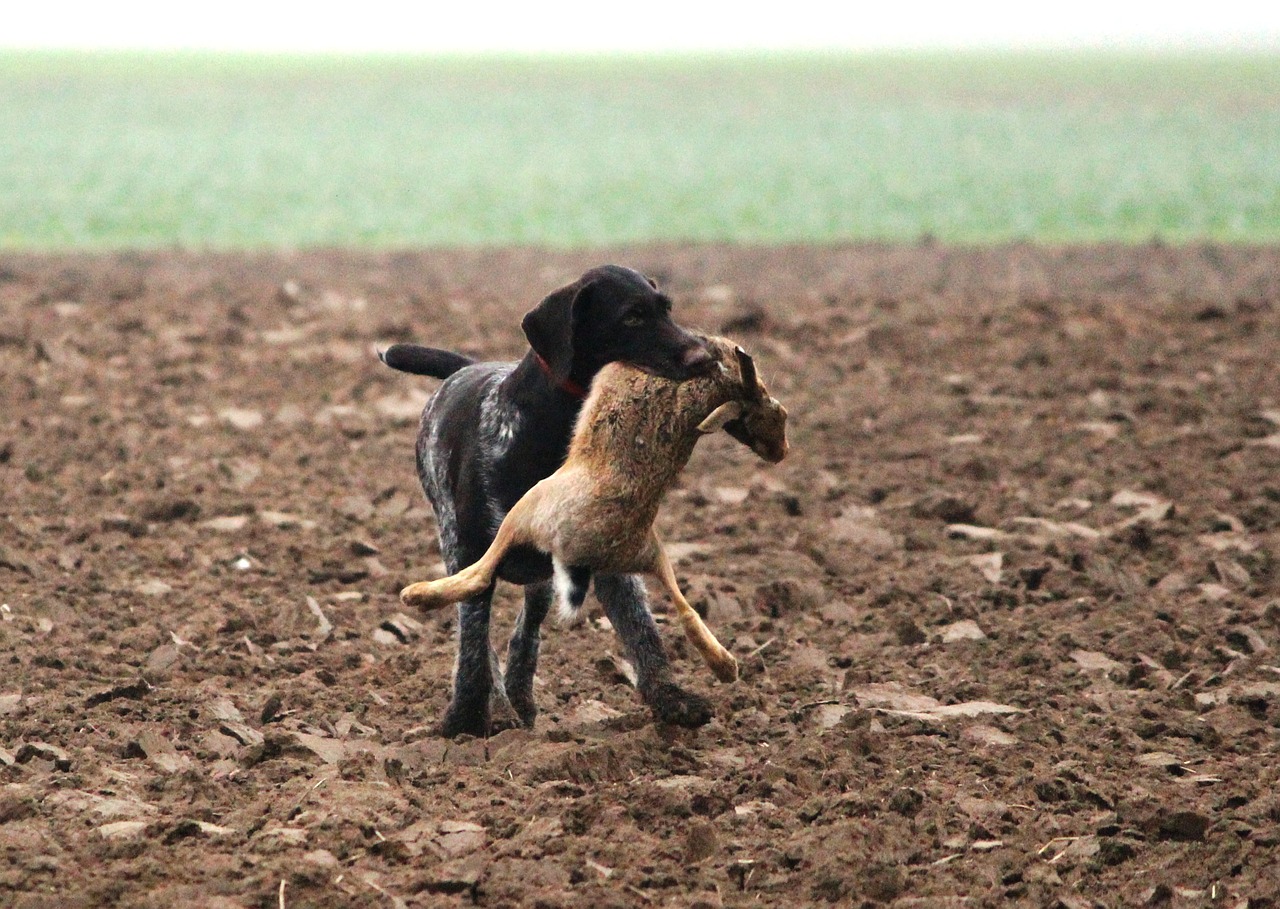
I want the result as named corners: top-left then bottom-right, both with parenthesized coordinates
top-left (646, 531), bottom-right (738, 683)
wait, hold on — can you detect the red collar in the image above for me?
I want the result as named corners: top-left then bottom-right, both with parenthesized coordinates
top-left (533, 353), bottom-right (588, 399)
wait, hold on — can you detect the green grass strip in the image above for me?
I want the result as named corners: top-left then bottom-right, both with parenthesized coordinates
top-left (2, 50), bottom-right (1278, 248)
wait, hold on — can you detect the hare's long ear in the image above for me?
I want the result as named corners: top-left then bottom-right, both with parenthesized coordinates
top-left (735, 346), bottom-right (763, 403)
top-left (697, 400), bottom-right (744, 434)
top-left (522, 276), bottom-right (594, 381)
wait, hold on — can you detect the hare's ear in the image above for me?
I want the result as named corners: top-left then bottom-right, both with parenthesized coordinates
top-left (697, 401), bottom-right (744, 434)
top-left (735, 346), bottom-right (763, 402)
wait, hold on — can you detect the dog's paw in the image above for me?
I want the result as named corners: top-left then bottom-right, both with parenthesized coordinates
top-left (645, 681), bottom-right (714, 728)
top-left (487, 695), bottom-right (528, 734)
top-left (436, 705), bottom-right (490, 739)
top-left (504, 685), bottom-right (539, 729)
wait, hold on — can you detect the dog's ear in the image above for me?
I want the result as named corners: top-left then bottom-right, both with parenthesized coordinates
top-left (522, 279), bottom-right (589, 381)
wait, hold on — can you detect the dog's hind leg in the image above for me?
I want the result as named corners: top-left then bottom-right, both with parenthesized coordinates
top-left (423, 486), bottom-right (553, 737)
top-left (648, 533), bottom-right (739, 683)
top-left (440, 580), bottom-right (499, 737)
top-left (442, 589), bottom-right (525, 737)
top-left (503, 580), bottom-right (553, 728)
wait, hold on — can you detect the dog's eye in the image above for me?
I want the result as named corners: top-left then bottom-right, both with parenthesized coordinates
top-left (622, 315), bottom-right (644, 327)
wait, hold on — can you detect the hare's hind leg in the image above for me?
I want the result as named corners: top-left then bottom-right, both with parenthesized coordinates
top-left (402, 486), bottom-right (546, 611)
top-left (647, 533), bottom-right (739, 683)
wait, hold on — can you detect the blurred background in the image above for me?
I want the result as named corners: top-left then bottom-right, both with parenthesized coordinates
top-left (3, 1), bottom-right (1278, 248)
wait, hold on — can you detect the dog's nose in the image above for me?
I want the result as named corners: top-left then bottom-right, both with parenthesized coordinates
top-left (681, 344), bottom-right (714, 372)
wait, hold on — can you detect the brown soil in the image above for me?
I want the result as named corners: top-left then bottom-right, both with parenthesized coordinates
top-left (1, 244), bottom-right (1278, 908)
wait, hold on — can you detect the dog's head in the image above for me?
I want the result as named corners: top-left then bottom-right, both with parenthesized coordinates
top-left (521, 265), bottom-right (712, 386)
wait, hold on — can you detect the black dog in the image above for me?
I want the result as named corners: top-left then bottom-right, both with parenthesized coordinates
top-left (381, 265), bottom-right (719, 737)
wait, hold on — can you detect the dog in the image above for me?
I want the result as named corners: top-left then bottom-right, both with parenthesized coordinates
top-left (399, 338), bottom-right (789, 687)
top-left (381, 265), bottom-right (720, 736)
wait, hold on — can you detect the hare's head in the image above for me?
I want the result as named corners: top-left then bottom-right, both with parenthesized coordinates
top-left (697, 345), bottom-right (789, 464)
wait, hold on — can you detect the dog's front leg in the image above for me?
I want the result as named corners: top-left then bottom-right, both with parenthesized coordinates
top-left (593, 573), bottom-right (714, 728)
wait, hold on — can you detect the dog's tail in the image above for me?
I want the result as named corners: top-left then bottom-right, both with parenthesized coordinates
top-left (379, 344), bottom-right (475, 379)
